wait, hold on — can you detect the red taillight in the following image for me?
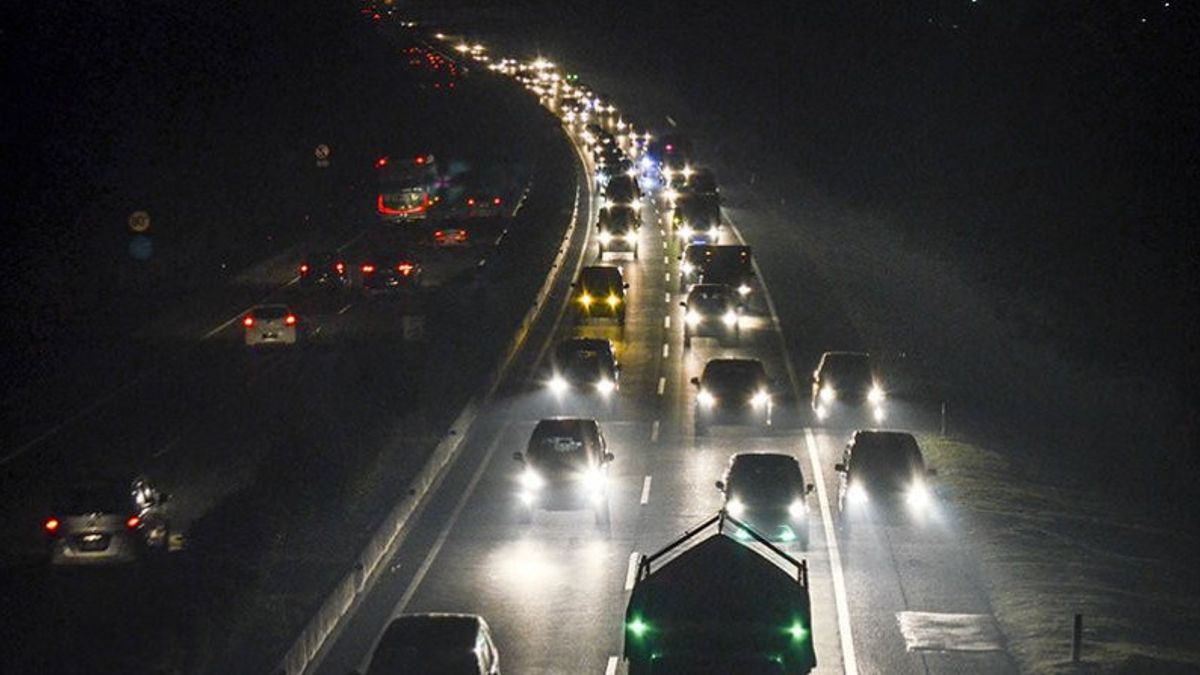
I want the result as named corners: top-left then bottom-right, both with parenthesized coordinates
top-left (455, 230), bottom-right (468, 242)
top-left (126, 515), bottom-right (141, 529)
top-left (415, 155), bottom-right (426, 165)
top-left (467, 197), bottom-right (476, 207)
top-left (335, 262), bottom-right (345, 274)
top-left (492, 197), bottom-right (502, 205)
top-left (375, 156), bottom-right (389, 169)
top-left (44, 518), bottom-right (60, 535)
top-left (243, 316), bottom-right (255, 327)
top-left (285, 314), bottom-right (297, 326)
top-left (362, 264), bottom-right (376, 274)
top-left (299, 264), bottom-right (309, 274)
top-left (398, 263), bottom-right (414, 276)
top-left (434, 230), bottom-right (445, 240)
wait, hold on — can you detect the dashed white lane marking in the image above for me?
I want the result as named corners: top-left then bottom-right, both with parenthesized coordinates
top-left (657, 377), bottom-right (666, 395)
top-left (624, 552), bottom-right (640, 591)
top-left (666, 115), bottom-right (678, 127)
top-left (605, 655), bottom-right (619, 675)
top-left (664, 272), bottom-right (671, 282)
top-left (640, 476), bottom-right (652, 504)
top-left (663, 255), bottom-right (669, 264)
top-left (664, 292), bottom-right (671, 303)
top-left (897, 612), bottom-right (1006, 652)
top-left (337, 303), bottom-right (353, 315)
top-left (659, 228), bottom-right (665, 236)
top-left (662, 240), bottom-right (667, 250)
top-left (650, 419), bottom-right (660, 442)
top-left (662, 343), bottom-right (669, 358)
top-left (805, 428), bottom-right (859, 674)
top-left (664, 315), bottom-right (670, 329)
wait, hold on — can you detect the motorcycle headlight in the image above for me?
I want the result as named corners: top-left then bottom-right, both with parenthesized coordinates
top-left (868, 385), bottom-right (885, 404)
top-left (726, 497), bottom-right (745, 517)
top-left (819, 385), bottom-right (836, 403)
top-left (697, 389), bottom-right (715, 407)
top-left (722, 310), bottom-right (739, 327)
top-left (685, 310), bottom-right (702, 327)
top-left (596, 378), bottom-right (616, 395)
top-left (548, 375), bottom-right (568, 395)
top-left (847, 483), bottom-right (869, 505)
top-left (521, 469), bottom-right (545, 490)
top-left (751, 390), bottom-right (771, 408)
top-left (788, 499), bottom-right (806, 518)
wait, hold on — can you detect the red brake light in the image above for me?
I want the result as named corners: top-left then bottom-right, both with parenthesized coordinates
top-left (398, 263), bottom-right (414, 275)
top-left (467, 197), bottom-right (476, 207)
top-left (434, 230), bottom-right (445, 239)
top-left (243, 316), bottom-right (254, 327)
top-left (492, 197), bottom-right (502, 205)
top-left (44, 518), bottom-right (60, 534)
top-left (415, 155), bottom-right (426, 165)
top-left (361, 264), bottom-right (376, 274)
top-left (126, 515), bottom-right (141, 529)
top-left (335, 262), bottom-right (345, 273)
top-left (299, 264), bottom-right (309, 274)
top-left (375, 156), bottom-right (389, 169)
top-left (285, 314), bottom-right (297, 326)
top-left (666, 144), bottom-right (674, 152)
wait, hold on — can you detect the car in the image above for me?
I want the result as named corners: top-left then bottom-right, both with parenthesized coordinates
top-left (358, 613), bottom-right (500, 675)
top-left (572, 265), bottom-right (627, 325)
top-left (547, 338), bottom-right (619, 398)
top-left (672, 193), bottom-right (721, 245)
top-left (243, 304), bottom-right (298, 346)
top-left (361, 254), bottom-right (424, 293)
top-left (677, 243), bottom-right (716, 292)
top-left (45, 477), bottom-right (170, 565)
top-left (646, 134), bottom-right (694, 177)
top-left (690, 358), bottom-right (773, 435)
top-left (681, 283), bottom-right (741, 348)
top-left (834, 431), bottom-right (937, 525)
top-left (811, 351), bottom-right (886, 424)
top-left (602, 174), bottom-right (641, 211)
top-left (698, 245), bottom-right (755, 299)
top-left (432, 224), bottom-right (471, 247)
top-left (591, 131), bottom-right (619, 161)
top-left (596, 152), bottom-right (633, 189)
top-left (298, 251), bottom-right (349, 289)
top-left (678, 167), bottom-right (719, 199)
top-left (716, 453), bottom-right (814, 549)
top-left (513, 418), bottom-right (614, 525)
top-left (597, 205), bottom-right (641, 259)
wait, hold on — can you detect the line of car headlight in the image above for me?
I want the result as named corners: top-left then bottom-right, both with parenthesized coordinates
top-left (547, 374), bottom-right (616, 397)
top-left (677, 224), bottom-right (719, 242)
top-left (519, 467), bottom-right (607, 503)
top-left (725, 497), bottom-right (807, 519)
top-left (696, 388), bottom-right (771, 408)
top-left (598, 230), bottom-right (635, 245)
top-left (846, 482), bottom-right (933, 511)
top-left (578, 292), bottom-right (621, 308)
top-left (684, 309), bottom-right (739, 328)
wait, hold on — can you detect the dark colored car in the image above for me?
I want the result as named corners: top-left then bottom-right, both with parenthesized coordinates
top-left (691, 358), bottom-right (773, 435)
top-left (678, 243), bottom-right (716, 292)
top-left (513, 418), bottom-right (614, 525)
top-left (647, 134), bottom-right (694, 174)
top-left (361, 613), bottom-right (500, 675)
top-left (573, 265), bottom-right (627, 324)
top-left (811, 351), bottom-right (886, 424)
top-left (361, 253), bottom-right (424, 293)
top-left (678, 167), bottom-right (719, 198)
top-left (835, 431), bottom-right (937, 525)
top-left (598, 205), bottom-right (641, 259)
top-left (547, 338), bottom-right (620, 398)
top-left (299, 251), bottom-right (349, 289)
top-left (673, 194), bottom-right (721, 245)
top-left (603, 174), bottom-right (641, 210)
top-left (681, 283), bottom-right (740, 348)
top-left (698, 245), bottom-right (755, 300)
top-left (717, 453), bottom-right (814, 549)
top-left (45, 477), bottom-right (170, 565)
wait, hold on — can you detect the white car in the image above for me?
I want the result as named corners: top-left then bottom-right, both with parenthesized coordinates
top-left (243, 304), bottom-right (298, 346)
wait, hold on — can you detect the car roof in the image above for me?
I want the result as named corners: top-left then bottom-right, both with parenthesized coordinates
top-left (688, 283), bottom-right (734, 297)
top-left (532, 417), bottom-right (599, 433)
top-left (252, 304), bottom-right (291, 316)
top-left (703, 358), bottom-right (766, 377)
top-left (730, 452), bottom-right (800, 469)
top-left (558, 338), bottom-right (613, 353)
top-left (378, 614), bottom-right (481, 647)
top-left (579, 265), bottom-right (623, 282)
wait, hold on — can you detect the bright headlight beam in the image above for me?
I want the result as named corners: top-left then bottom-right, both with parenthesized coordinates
top-left (726, 497), bottom-right (745, 517)
top-left (722, 310), bottom-right (739, 327)
top-left (685, 310), bottom-right (702, 327)
top-left (868, 385), bottom-right (885, 404)
top-left (548, 376), bottom-right (568, 395)
top-left (751, 390), bottom-right (771, 407)
top-left (788, 499), bottom-right (806, 518)
top-left (819, 386), bottom-right (836, 403)
top-left (697, 389), bottom-right (715, 407)
top-left (596, 378), bottom-right (616, 395)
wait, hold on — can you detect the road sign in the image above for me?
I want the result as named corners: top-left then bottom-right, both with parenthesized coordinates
top-left (128, 210), bottom-right (151, 233)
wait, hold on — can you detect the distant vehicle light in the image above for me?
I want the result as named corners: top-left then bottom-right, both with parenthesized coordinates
top-left (243, 316), bottom-right (255, 328)
top-left (596, 378), bottom-right (616, 396)
top-left (680, 261), bottom-right (695, 275)
top-left (697, 389), bottom-right (715, 407)
top-left (579, 292), bottom-right (594, 307)
top-left (873, 406), bottom-right (887, 423)
top-left (521, 469), bottom-right (545, 491)
top-left (361, 264), bottom-right (376, 274)
top-left (722, 310), bottom-right (739, 327)
top-left (397, 263), bottom-right (415, 276)
top-left (285, 314), bottom-right (297, 326)
top-left (335, 262), bottom-right (345, 274)
top-left (44, 518), bottom-right (60, 534)
top-left (685, 310), bottom-right (702, 327)
top-left (847, 483), bottom-right (869, 505)
top-left (299, 264), bottom-right (309, 274)
top-left (750, 390), bottom-right (771, 408)
top-left (493, 196), bottom-right (502, 205)
top-left (467, 197), bottom-right (477, 207)
top-left (906, 484), bottom-right (931, 510)
top-left (598, 231), bottom-right (613, 245)
top-left (820, 386), bottom-right (836, 403)
top-left (678, 224), bottom-right (693, 240)
top-left (737, 284), bottom-right (751, 296)
top-left (375, 156), bottom-right (389, 168)
top-left (868, 386), bottom-right (886, 404)
top-left (548, 375), bottom-right (568, 395)
top-left (126, 515), bottom-right (141, 529)
top-left (606, 294), bottom-right (621, 308)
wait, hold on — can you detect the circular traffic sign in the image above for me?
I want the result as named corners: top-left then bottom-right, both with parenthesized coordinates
top-left (128, 210), bottom-right (151, 233)
top-left (315, 144), bottom-right (331, 160)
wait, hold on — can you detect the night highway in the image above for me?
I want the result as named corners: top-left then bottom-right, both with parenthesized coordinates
top-left (5, 1), bottom-right (1198, 674)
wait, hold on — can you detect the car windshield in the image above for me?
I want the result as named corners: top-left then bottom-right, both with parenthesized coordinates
top-left (689, 290), bottom-right (732, 313)
top-left (709, 247), bottom-right (752, 270)
top-left (580, 268), bottom-right (620, 292)
top-left (824, 357), bottom-right (873, 389)
top-left (54, 484), bottom-right (129, 514)
top-left (604, 208), bottom-right (637, 232)
top-left (684, 246), bottom-right (714, 266)
top-left (678, 196), bottom-right (718, 221)
top-left (728, 457), bottom-right (803, 503)
top-left (559, 348), bottom-right (612, 380)
top-left (528, 435), bottom-right (590, 473)
top-left (853, 437), bottom-right (924, 489)
top-left (704, 361), bottom-right (765, 393)
top-left (606, 179), bottom-right (635, 202)
top-left (367, 619), bottom-right (478, 675)
top-left (254, 306), bottom-right (290, 319)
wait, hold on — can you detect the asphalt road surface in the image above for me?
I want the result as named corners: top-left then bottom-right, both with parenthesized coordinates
top-left (311, 128), bottom-right (1019, 673)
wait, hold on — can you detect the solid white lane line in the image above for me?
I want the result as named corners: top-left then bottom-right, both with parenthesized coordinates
top-left (337, 303), bottom-right (353, 315)
top-left (624, 552), bottom-right (640, 591)
top-left (805, 428), bottom-right (859, 674)
top-left (395, 432), bottom-right (504, 614)
top-left (666, 115), bottom-right (678, 127)
top-left (664, 316), bottom-right (670, 329)
top-left (640, 476), bottom-right (652, 504)
top-left (606, 655), bottom-right (619, 675)
top-left (662, 343), bottom-right (669, 358)
top-left (651, 420), bottom-right (660, 442)
top-left (657, 377), bottom-right (666, 395)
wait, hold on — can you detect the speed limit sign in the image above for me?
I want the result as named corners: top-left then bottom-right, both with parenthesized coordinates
top-left (128, 210), bottom-right (151, 233)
